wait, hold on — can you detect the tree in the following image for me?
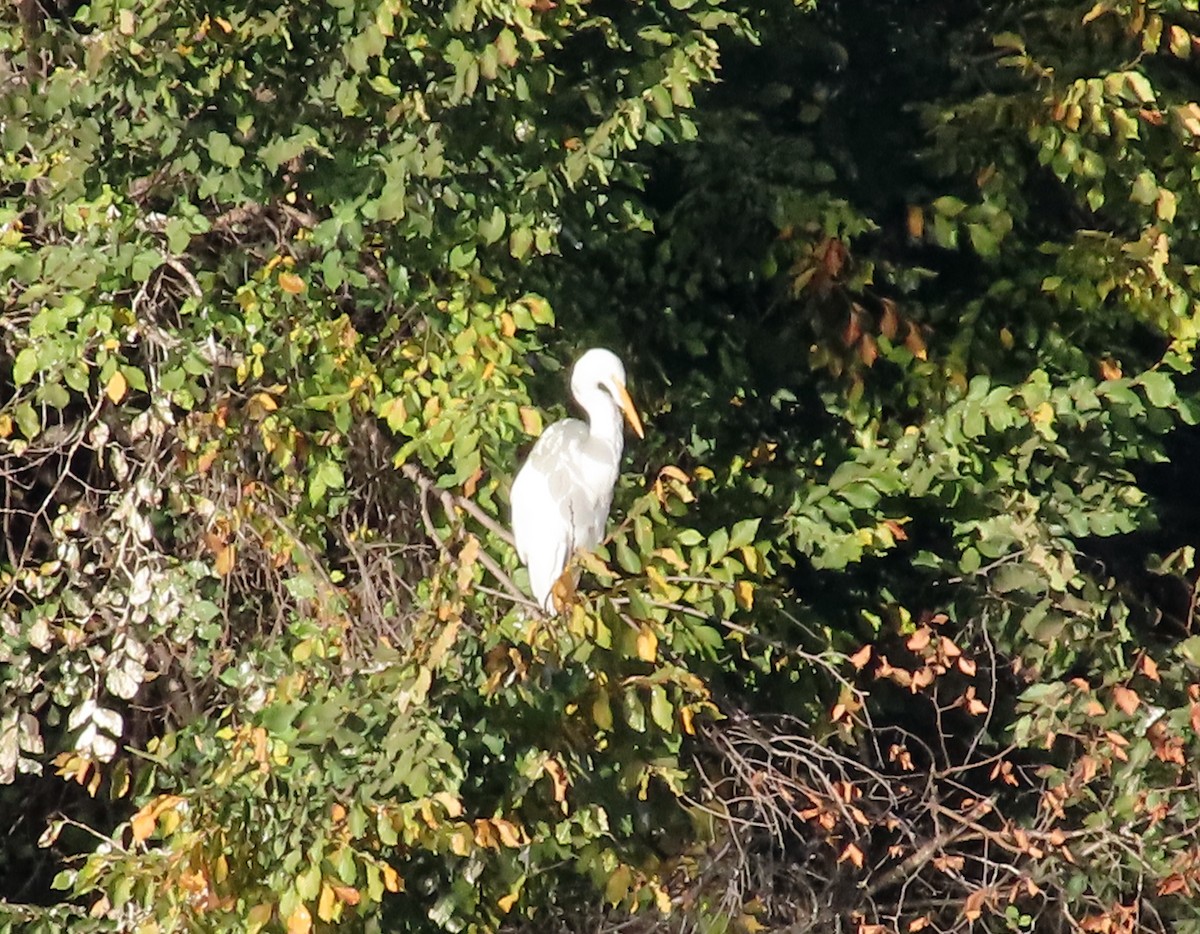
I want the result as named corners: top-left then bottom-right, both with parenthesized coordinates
top-left (3, 0), bottom-right (1200, 932)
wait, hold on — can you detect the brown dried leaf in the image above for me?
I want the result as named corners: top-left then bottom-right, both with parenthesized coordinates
top-left (859, 332), bottom-right (878, 367)
top-left (879, 299), bottom-right (899, 340)
top-left (906, 205), bottom-right (925, 239)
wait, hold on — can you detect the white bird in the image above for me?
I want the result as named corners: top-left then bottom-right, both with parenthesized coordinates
top-left (511, 348), bottom-right (644, 612)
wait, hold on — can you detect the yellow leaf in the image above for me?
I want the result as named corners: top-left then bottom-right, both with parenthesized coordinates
top-left (450, 826), bottom-right (473, 856)
top-left (659, 465), bottom-right (689, 483)
top-left (498, 892), bottom-right (519, 913)
top-left (278, 272), bottom-right (306, 294)
top-left (0, 414), bottom-right (11, 438)
top-left (636, 626), bottom-right (658, 663)
top-left (680, 706), bottom-right (695, 735)
top-left (317, 884), bottom-right (335, 923)
top-left (518, 406), bottom-right (543, 436)
top-left (735, 580), bottom-right (754, 610)
top-left (656, 547), bottom-right (687, 571)
top-left (544, 758), bottom-right (569, 804)
top-left (651, 881), bottom-right (671, 914)
top-left (249, 392), bottom-right (278, 415)
top-left (1030, 401), bottom-right (1054, 425)
top-left (246, 903), bottom-right (273, 934)
top-left (381, 863), bottom-right (402, 892)
top-left (286, 904), bottom-right (311, 934)
top-left (105, 370), bottom-right (128, 404)
top-left (457, 535), bottom-right (480, 592)
top-left (214, 544), bottom-right (236, 576)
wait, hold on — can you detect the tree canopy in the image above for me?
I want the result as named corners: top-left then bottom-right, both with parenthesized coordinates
top-left (4, 0), bottom-right (1200, 932)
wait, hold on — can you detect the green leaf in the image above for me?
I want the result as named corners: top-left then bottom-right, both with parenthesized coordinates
top-left (1140, 371), bottom-right (1176, 408)
top-left (12, 347), bottom-right (37, 385)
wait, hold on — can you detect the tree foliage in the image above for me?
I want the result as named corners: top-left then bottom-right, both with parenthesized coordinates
top-left (4, 0), bottom-right (1200, 932)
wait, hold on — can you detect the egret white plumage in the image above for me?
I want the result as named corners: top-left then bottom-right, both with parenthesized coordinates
top-left (511, 349), bottom-right (644, 612)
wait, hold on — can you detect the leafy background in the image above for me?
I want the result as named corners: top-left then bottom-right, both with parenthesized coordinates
top-left (4, 0), bottom-right (1200, 932)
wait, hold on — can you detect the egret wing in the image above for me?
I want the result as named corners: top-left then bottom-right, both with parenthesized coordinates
top-left (511, 420), bottom-right (594, 609)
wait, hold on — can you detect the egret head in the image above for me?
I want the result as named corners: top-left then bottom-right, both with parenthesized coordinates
top-left (572, 348), bottom-right (644, 438)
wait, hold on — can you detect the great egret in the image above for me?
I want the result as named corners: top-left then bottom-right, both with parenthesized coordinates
top-left (511, 348), bottom-right (644, 612)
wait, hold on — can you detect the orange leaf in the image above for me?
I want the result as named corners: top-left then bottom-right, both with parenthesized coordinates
top-left (848, 644), bottom-right (872, 670)
top-left (381, 863), bottom-right (402, 892)
top-left (463, 465), bottom-right (484, 498)
top-left (963, 888), bottom-right (986, 921)
top-left (286, 904), bottom-right (312, 934)
top-left (1113, 685), bottom-right (1139, 716)
top-left (493, 818), bottom-right (523, 847)
top-left (906, 627), bottom-right (932, 652)
top-left (906, 205), bottom-right (925, 239)
top-left (131, 806), bottom-right (157, 842)
top-left (838, 842), bottom-right (864, 869)
top-left (331, 884), bottom-right (360, 906)
top-left (1139, 654), bottom-right (1161, 683)
top-left (278, 272), bottom-right (306, 294)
